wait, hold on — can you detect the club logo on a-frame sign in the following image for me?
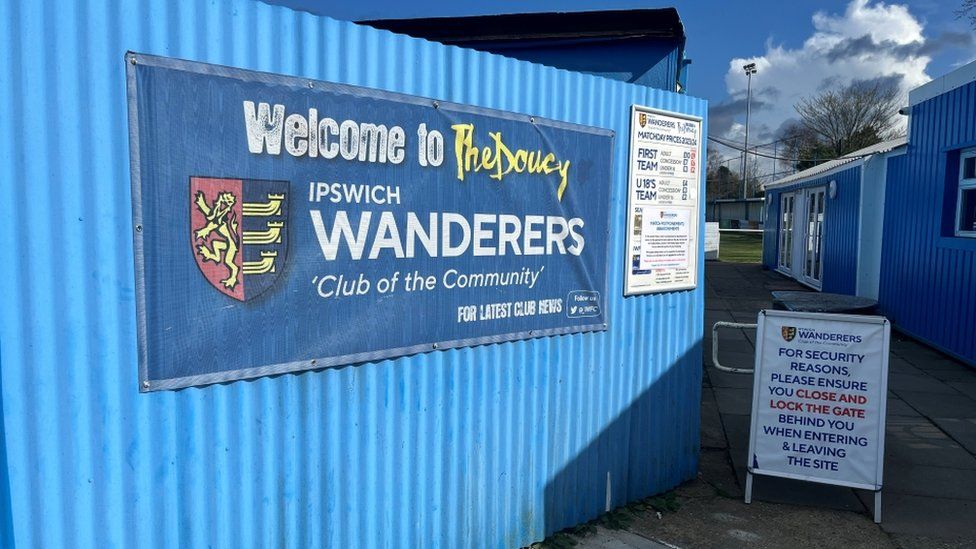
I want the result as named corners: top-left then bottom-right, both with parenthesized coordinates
top-left (190, 177), bottom-right (288, 301)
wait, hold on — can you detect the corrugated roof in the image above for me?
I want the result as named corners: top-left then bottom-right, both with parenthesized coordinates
top-left (765, 136), bottom-right (907, 189)
top-left (360, 9), bottom-right (685, 44)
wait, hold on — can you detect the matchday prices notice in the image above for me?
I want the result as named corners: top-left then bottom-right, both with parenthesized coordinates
top-left (624, 106), bottom-right (702, 295)
top-left (748, 311), bottom-right (890, 489)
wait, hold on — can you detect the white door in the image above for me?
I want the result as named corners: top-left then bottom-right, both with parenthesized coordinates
top-left (799, 187), bottom-right (825, 289)
top-left (777, 193), bottom-right (795, 274)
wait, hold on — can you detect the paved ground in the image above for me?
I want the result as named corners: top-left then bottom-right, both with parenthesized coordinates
top-left (574, 261), bottom-right (976, 548)
top-left (574, 527), bottom-right (672, 548)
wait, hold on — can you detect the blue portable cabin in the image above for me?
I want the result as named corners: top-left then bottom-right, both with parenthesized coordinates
top-left (362, 8), bottom-right (691, 93)
top-left (879, 60), bottom-right (976, 368)
top-left (761, 138), bottom-right (907, 296)
top-left (0, 0), bottom-right (707, 547)
top-left (762, 59), bottom-right (976, 369)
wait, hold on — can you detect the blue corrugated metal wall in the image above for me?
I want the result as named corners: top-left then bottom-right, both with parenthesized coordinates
top-left (0, 341), bottom-right (12, 549)
top-left (0, 0), bottom-right (706, 547)
top-left (762, 196), bottom-right (779, 268)
top-left (879, 81), bottom-right (976, 367)
top-left (761, 166), bottom-right (861, 294)
top-left (822, 168), bottom-right (861, 294)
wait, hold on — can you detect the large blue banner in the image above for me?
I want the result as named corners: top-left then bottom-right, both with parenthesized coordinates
top-left (127, 53), bottom-right (614, 391)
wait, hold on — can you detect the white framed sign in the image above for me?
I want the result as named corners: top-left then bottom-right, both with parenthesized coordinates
top-left (624, 105), bottom-right (702, 295)
top-left (746, 310), bottom-right (890, 522)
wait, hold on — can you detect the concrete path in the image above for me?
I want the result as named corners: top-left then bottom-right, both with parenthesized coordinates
top-left (703, 262), bottom-right (976, 546)
top-left (551, 262), bottom-right (975, 548)
top-left (576, 527), bottom-right (673, 548)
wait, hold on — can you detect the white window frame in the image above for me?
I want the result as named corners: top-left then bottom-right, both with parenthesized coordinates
top-left (955, 148), bottom-right (976, 238)
top-left (778, 193), bottom-right (794, 274)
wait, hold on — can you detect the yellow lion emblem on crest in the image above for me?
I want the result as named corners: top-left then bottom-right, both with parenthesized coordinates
top-left (193, 190), bottom-right (241, 289)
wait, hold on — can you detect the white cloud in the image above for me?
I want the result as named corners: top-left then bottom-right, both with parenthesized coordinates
top-left (726, 122), bottom-right (745, 141)
top-left (718, 0), bottom-right (934, 147)
top-left (810, 0), bottom-right (922, 45)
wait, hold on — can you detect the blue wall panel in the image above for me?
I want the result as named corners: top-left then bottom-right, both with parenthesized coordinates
top-left (879, 81), bottom-right (976, 368)
top-left (821, 168), bottom-right (862, 295)
top-left (0, 0), bottom-right (707, 547)
top-left (760, 166), bottom-right (861, 294)
top-left (762, 192), bottom-right (779, 269)
top-left (0, 341), bottom-right (12, 549)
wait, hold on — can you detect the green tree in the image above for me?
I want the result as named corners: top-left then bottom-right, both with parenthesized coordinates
top-left (779, 121), bottom-right (843, 172)
top-left (706, 145), bottom-right (741, 200)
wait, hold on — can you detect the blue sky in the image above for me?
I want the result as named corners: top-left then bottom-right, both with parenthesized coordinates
top-left (264, 0), bottom-right (975, 147)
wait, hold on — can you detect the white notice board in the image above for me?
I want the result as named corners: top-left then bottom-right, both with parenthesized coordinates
top-left (624, 105), bottom-right (702, 295)
top-left (747, 310), bottom-right (890, 492)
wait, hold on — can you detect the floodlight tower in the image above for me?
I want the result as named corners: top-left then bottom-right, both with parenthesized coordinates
top-left (741, 62), bottom-right (758, 198)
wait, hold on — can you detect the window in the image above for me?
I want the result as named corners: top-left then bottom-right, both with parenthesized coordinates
top-left (957, 149), bottom-right (976, 237)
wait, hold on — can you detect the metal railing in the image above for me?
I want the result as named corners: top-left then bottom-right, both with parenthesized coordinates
top-left (711, 321), bottom-right (758, 373)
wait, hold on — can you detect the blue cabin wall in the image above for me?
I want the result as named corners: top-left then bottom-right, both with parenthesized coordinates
top-left (0, 0), bottom-right (707, 547)
top-left (762, 193), bottom-right (780, 269)
top-left (761, 166), bottom-right (861, 294)
top-left (821, 168), bottom-right (862, 295)
top-left (879, 80), bottom-right (976, 368)
top-left (0, 342), bottom-right (12, 548)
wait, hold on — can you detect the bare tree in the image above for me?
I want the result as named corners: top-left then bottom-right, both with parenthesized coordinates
top-left (706, 145), bottom-right (739, 200)
top-left (744, 154), bottom-right (766, 198)
top-left (794, 80), bottom-right (901, 158)
top-left (959, 0), bottom-right (976, 27)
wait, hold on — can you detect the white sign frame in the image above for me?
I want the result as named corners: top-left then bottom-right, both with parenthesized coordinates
top-left (745, 309), bottom-right (891, 523)
top-left (624, 105), bottom-right (703, 296)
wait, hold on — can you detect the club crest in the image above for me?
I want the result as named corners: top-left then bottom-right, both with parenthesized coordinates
top-left (190, 177), bottom-right (288, 301)
top-left (638, 112), bottom-right (648, 128)
top-left (781, 326), bottom-right (797, 342)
